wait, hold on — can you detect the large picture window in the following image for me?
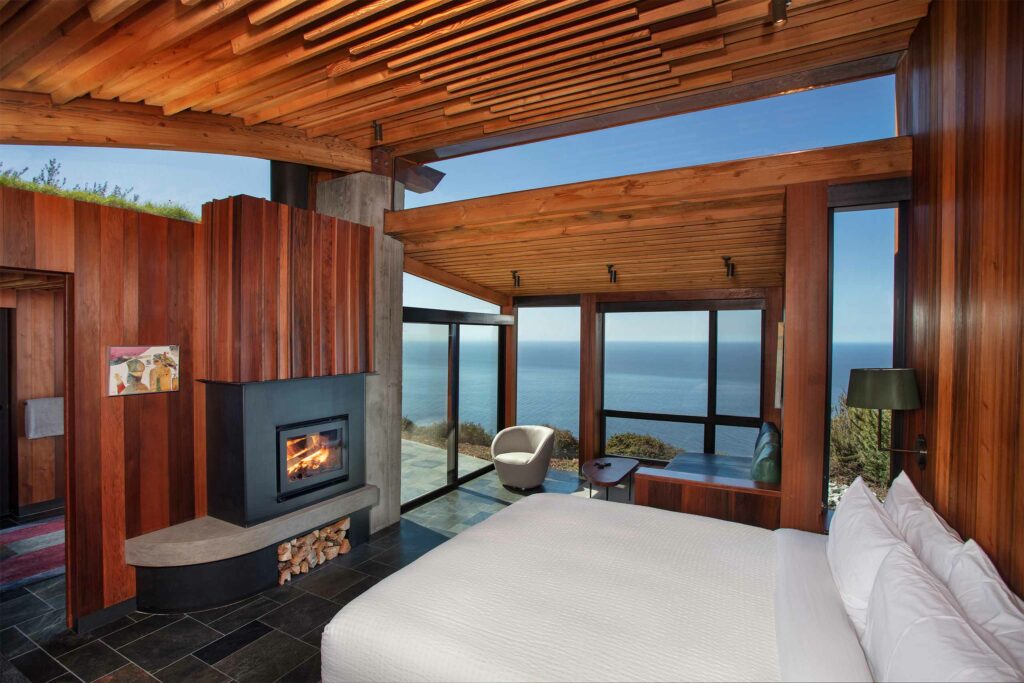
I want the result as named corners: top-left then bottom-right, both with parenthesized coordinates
top-left (601, 302), bottom-right (764, 463)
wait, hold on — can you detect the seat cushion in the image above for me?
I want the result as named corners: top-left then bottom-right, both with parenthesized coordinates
top-left (493, 451), bottom-right (534, 466)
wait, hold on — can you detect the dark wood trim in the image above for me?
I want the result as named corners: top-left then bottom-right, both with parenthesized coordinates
top-left (593, 288), bottom-right (767, 304)
top-left (578, 294), bottom-right (601, 464)
top-left (635, 469), bottom-right (781, 530)
top-left (394, 158), bottom-right (445, 195)
top-left (599, 298), bottom-right (765, 314)
top-left (513, 294), bottom-right (581, 308)
top-left (402, 307), bottom-right (514, 326)
top-left (404, 54), bottom-right (903, 163)
top-left (828, 177), bottom-right (911, 209)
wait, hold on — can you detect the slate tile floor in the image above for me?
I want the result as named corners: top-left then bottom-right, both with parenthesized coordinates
top-left (0, 521), bottom-right (446, 683)
top-left (1, 467), bottom-right (627, 683)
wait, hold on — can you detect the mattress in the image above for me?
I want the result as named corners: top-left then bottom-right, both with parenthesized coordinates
top-left (323, 493), bottom-right (792, 682)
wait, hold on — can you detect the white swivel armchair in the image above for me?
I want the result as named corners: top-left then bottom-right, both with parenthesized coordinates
top-left (491, 425), bottom-right (555, 490)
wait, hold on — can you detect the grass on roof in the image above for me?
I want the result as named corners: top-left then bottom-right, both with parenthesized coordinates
top-left (0, 159), bottom-right (199, 222)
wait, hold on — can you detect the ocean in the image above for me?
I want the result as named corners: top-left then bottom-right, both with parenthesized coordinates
top-left (402, 341), bottom-right (892, 457)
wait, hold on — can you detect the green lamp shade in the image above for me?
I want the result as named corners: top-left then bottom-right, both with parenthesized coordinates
top-left (847, 368), bottom-right (921, 410)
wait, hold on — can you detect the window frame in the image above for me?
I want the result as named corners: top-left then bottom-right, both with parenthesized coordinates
top-left (400, 307), bottom-right (513, 513)
top-left (598, 299), bottom-right (766, 464)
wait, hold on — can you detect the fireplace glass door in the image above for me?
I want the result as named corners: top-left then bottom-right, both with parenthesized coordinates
top-left (278, 417), bottom-right (348, 499)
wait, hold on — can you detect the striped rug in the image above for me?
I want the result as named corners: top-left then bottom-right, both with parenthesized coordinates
top-left (0, 516), bottom-right (65, 592)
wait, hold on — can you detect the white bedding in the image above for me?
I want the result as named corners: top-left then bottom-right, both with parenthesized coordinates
top-left (322, 493), bottom-right (867, 682)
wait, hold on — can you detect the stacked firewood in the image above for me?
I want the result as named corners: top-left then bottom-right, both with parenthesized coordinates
top-left (277, 517), bottom-right (352, 585)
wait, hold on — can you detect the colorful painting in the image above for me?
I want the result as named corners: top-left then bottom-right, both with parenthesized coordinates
top-left (108, 345), bottom-right (179, 396)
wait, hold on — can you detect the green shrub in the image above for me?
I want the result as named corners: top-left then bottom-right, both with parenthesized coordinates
top-left (458, 422), bottom-right (492, 446)
top-left (542, 425), bottom-right (579, 459)
top-left (605, 432), bottom-right (677, 459)
top-left (0, 159), bottom-right (199, 222)
top-left (829, 392), bottom-right (890, 497)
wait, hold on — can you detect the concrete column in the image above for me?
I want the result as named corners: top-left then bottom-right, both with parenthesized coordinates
top-left (316, 173), bottom-right (404, 533)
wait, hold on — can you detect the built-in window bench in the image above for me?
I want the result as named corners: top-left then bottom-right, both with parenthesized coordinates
top-left (634, 465), bottom-right (781, 530)
top-left (125, 485), bottom-right (378, 612)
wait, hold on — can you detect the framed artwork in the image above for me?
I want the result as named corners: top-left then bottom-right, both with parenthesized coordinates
top-left (108, 345), bottom-right (180, 396)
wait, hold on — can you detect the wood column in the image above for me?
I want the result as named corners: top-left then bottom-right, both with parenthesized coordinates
top-left (780, 182), bottom-right (829, 532)
top-left (317, 172), bottom-right (404, 533)
top-left (578, 294), bottom-right (602, 464)
top-left (500, 304), bottom-right (517, 429)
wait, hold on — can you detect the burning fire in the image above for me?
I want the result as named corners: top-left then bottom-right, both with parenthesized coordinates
top-left (286, 432), bottom-right (340, 480)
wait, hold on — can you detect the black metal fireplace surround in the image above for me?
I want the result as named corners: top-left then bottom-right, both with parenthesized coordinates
top-left (204, 374), bottom-right (367, 527)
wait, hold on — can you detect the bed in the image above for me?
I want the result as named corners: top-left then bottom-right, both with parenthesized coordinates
top-left (321, 493), bottom-right (872, 682)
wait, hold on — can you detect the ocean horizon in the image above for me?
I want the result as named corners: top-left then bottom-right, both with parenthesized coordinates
top-left (403, 340), bottom-right (892, 457)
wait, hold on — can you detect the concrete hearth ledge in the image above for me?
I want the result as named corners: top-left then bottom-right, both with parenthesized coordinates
top-left (125, 485), bottom-right (379, 567)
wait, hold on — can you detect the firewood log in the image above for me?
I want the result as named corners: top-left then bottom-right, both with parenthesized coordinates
top-left (339, 518), bottom-right (351, 531)
top-left (278, 568), bottom-right (292, 585)
top-left (278, 547), bottom-right (292, 562)
top-left (300, 560), bottom-right (309, 573)
top-left (325, 546), bottom-right (339, 560)
top-left (339, 538), bottom-right (351, 554)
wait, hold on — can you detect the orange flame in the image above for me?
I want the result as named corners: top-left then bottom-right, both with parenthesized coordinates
top-left (286, 433), bottom-right (340, 480)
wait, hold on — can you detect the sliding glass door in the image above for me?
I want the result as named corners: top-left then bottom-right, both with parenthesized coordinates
top-left (600, 302), bottom-right (764, 464)
top-left (400, 308), bottom-right (511, 510)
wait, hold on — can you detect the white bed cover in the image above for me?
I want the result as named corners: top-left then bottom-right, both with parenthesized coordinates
top-left (322, 493), bottom-right (869, 682)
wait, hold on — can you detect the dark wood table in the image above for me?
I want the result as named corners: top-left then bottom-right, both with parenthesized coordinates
top-left (581, 457), bottom-right (640, 500)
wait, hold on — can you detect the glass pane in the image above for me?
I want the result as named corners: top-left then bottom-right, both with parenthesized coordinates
top-left (716, 310), bottom-right (762, 417)
top-left (829, 208), bottom-right (896, 507)
top-left (405, 76), bottom-right (895, 208)
top-left (403, 273), bottom-right (499, 313)
top-left (715, 426), bottom-right (759, 459)
top-left (604, 417), bottom-right (703, 462)
top-left (517, 307), bottom-right (580, 471)
top-left (604, 311), bottom-right (709, 416)
top-left (401, 323), bottom-right (450, 504)
top-left (459, 325), bottom-right (498, 478)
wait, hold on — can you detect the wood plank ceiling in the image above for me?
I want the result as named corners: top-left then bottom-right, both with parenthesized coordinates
top-left (387, 137), bottom-right (912, 296)
top-left (0, 0), bottom-right (928, 166)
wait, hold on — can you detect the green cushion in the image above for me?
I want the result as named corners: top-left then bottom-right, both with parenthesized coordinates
top-left (750, 440), bottom-right (781, 484)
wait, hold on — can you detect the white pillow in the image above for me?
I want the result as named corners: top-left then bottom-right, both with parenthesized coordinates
top-left (884, 471), bottom-right (964, 582)
top-left (948, 540), bottom-right (1024, 670)
top-left (863, 543), bottom-right (1021, 682)
top-left (827, 477), bottom-right (905, 636)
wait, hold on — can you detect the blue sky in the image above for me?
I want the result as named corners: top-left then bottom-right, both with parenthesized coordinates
top-left (1, 77), bottom-right (895, 344)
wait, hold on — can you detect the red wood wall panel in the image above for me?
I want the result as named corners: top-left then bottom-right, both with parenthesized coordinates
top-left (200, 195), bottom-right (374, 382)
top-left (12, 288), bottom-right (65, 509)
top-left (897, 0), bottom-right (1024, 593)
top-left (0, 188), bottom-right (376, 624)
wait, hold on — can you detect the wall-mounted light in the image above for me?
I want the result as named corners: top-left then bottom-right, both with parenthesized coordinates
top-left (770, 0), bottom-right (790, 26)
top-left (511, 270), bottom-right (521, 288)
top-left (607, 264), bottom-right (617, 284)
top-left (722, 256), bottom-right (735, 278)
top-left (847, 368), bottom-right (929, 469)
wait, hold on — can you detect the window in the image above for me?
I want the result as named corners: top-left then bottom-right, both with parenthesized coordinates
top-left (601, 303), bottom-right (764, 463)
top-left (516, 305), bottom-right (580, 469)
top-left (827, 207), bottom-right (897, 508)
top-left (400, 278), bottom-right (510, 508)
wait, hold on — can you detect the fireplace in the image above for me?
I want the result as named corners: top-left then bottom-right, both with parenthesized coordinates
top-left (278, 416), bottom-right (348, 500)
top-left (203, 374), bottom-right (366, 527)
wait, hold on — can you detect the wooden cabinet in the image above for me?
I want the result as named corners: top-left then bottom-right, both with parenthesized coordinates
top-left (635, 468), bottom-right (781, 530)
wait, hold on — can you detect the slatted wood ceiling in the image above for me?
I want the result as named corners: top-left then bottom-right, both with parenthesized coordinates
top-left (0, 0), bottom-right (928, 165)
top-left (387, 137), bottom-right (911, 295)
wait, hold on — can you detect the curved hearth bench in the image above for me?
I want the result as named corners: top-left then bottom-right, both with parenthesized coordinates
top-left (125, 485), bottom-right (378, 612)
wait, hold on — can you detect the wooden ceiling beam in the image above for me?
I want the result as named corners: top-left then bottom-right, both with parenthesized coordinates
top-left (301, 0), bottom-right (404, 41)
top-left (247, 0), bottom-right (306, 26)
top-left (48, 0), bottom-right (259, 104)
top-left (403, 256), bottom-right (512, 307)
top-left (231, 0), bottom-right (356, 55)
top-left (398, 52), bottom-right (902, 162)
top-left (0, 89), bottom-right (371, 172)
top-left (386, 137), bottom-right (910, 235)
top-left (87, 0), bottom-right (147, 23)
top-left (0, 0), bottom-right (88, 73)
